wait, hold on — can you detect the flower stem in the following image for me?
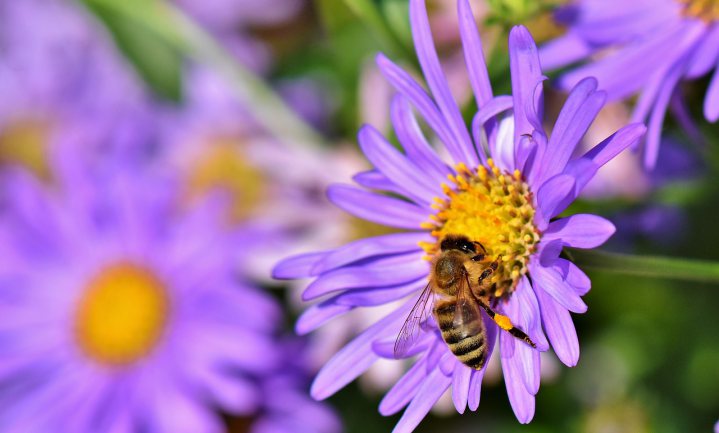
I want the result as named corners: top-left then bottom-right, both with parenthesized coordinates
top-left (569, 249), bottom-right (719, 284)
top-left (83, 0), bottom-right (327, 150)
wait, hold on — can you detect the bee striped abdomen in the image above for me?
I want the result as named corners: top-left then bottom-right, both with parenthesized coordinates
top-left (434, 300), bottom-right (487, 370)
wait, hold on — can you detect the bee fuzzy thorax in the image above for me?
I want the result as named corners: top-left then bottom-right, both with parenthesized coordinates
top-left (421, 160), bottom-right (540, 298)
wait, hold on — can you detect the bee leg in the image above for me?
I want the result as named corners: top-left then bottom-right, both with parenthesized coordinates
top-left (477, 260), bottom-right (498, 284)
top-left (475, 301), bottom-right (537, 348)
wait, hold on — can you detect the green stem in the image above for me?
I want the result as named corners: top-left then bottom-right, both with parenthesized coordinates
top-left (570, 249), bottom-right (719, 284)
top-left (84, 0), bottom-right (327, 150)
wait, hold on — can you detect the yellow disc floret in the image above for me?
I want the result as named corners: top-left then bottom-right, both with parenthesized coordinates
top-left (186, 138), bottom-right (266, 222)
top-left (420, 159), bottom-right (540, 298)
top-left (0, 119), bottom-right (52, 181)
top-left (75, 262), bottom-right (170, 366)
top-left (678, 0), bottom-right (719, 21)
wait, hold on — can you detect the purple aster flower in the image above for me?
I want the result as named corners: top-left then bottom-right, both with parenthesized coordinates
top-left (0, 0), bottom-right (150, 177)
top-left (274, 0), bottom-right (646, 430)
top-left (539, 0), bottom-right (719, 169)
top-left (0, 134), bottom-right (339, 433)
top-left (157, 66), bottom-right (362, 282)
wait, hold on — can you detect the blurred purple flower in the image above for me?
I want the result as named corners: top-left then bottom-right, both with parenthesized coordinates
top-left (539, 0), bottom-right (719, 169)
top-left (274, 0), bottom-right (646, 430)
top-left (0, 129), bottom-right (339, 433)
top-left (0, 0), bottom-right (151, 176)
top-left (157, 66), bottom-right (362, 282)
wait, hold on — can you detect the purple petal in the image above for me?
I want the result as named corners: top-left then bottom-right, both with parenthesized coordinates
top-left (501, 343), bottom-right (536, 423)
top-left (373, 332), bottom-right (433, 359)
top-left (467, 367), bottom-right (485, 411)
top-left (557, 22), bottom-right (687, 99)
top-left (644, 56), bottom-right (686, 169)
top-left (687, 25), bottom-right (719, 78)
top-left (467, 312), bottom-right (498, 411)
top-left (491, 116), bottom-right (515, 172)
top-left (379, 357), bottom-right (429, 416)
top-left (509, 25), bottom-right (543, 144)
top-left (500, 326), bottom-right (541, 395)
top-left (410, 0), bottom-right (478, 167)
top-left (150, 386), bottom-right (224, 433)
top-left (632, 70), bottom-right (669, 123)
top-left (439, 352), bottom-right (456, 376)
top-left (272, 251), bottom-right (329, 279)
top-left (514, 134), bottom-right (538, 174)
top-left (313, 232), bottom-right (429, 274)
top-left (327, 184), bottom-right (429, 229)
top-left (311, 306), bottom-right (407, 399)
top-left (536, 287), bottom-right (580, 367)
top-left (353, 170), bottom-right (406, 197)
top-left (512, 276), bottom-right (549, 351)
top-left (391, 96), bottom-right (451, 183)
top-left (452, 362), bottom-right (472, 414)
top-left (563, 158), bottom-right (599, 196)
top-left (335, 278), bottom-right (427, 307)
top-left (704, 61), bottom-right (719, 122)
top-left (458, 0), bottom-right (493, 106)
top-left (554, 258), bottom-right (591, 296)
top-left (539, 78), bottom-right (605, 183)
top-left (392, 367), bottom-right (452, 433)
top-left (544, 214), bottom-right (616, 249)
top-left (358, 125), bottom-right (441, 204)
top-left (296, 298), bottom-right (354, 335)
top-left (535, 174), bottom-right (576, 229)
top-left (303, 252), bottom-right (429, 300)
top-left (472, 95), bottom-right (513, 134)
top-left (538, 239), bottom-right (563, 267)
top-left (538, 32), bottom-right (592, 71)
top-left (376, 54), bottom-right (455, 153)
top-left (573, 122), bottom-right (647, 167)
top-left (531, 262), bottom-right (587, 314)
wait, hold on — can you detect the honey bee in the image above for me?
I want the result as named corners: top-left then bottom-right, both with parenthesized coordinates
top-left (394, 234), bottom-right (536, 369)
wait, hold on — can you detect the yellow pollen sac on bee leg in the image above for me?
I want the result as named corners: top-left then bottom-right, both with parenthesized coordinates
top-left (421, 162), bottom-right (539, 297)
top-left (494, 313), bottom-right (514, 331)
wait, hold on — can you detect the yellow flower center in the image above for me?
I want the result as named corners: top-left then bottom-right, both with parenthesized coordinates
top-left (679, 0), bottom-right (719, 21)
top-left (186, 138), bottom-right (266, 222)
top-left (0, 119), bottom-right (52, 181)
top-left (74, 262), bottom-right (170, 366)
top-left (420, 160), bottom-right (540, 298)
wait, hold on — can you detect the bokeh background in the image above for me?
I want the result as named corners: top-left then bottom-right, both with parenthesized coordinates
top-left (0, 0), bottom-right (717, 432)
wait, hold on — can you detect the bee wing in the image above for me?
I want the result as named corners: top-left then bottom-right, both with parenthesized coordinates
top-left (453, 273), bottom-right (484, 334)
top-left (394, 282), bottom-right (434, 358)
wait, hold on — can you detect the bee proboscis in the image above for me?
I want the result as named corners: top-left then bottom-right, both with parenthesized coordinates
top-left (394, 234), bottom-right (536, 370)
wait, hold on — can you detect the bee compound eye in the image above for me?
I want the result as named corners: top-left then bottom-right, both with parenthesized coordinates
top-left (460, 241), bottom-right (475, 254)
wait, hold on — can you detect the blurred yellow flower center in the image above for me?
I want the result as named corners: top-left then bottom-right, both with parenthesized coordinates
top-left (421, 160), bottom-right (539, 298)
top-left (186, 138), bottom-right (266, 222)
top-left (75, 263), bottom-right (169, 366)
top-left (0, 119), bottom-right (52, 180)
top-left (679, 0), bottom-right (719, 21)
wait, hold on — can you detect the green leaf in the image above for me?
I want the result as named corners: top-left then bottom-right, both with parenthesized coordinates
top-left (83, 0), bottom-right (182, 102)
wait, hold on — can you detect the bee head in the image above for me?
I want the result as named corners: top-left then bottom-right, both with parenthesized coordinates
top-left (440, 235), bottom-right (476, 255)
